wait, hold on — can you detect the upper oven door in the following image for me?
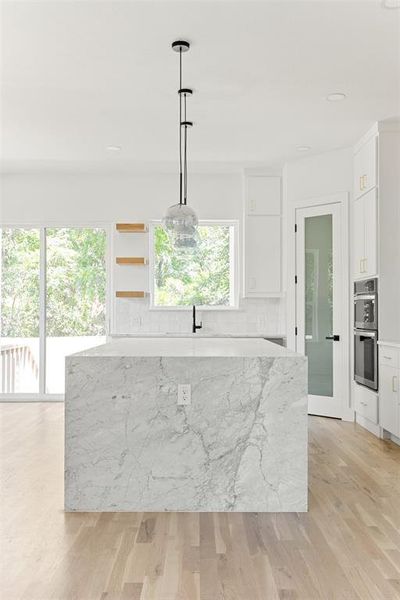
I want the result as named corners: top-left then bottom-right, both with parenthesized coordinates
top-left (354, 329), bottom-right (378, 390)
top-left (354, 294), bottom-right (378, 330)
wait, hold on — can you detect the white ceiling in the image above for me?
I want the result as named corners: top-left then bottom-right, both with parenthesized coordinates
top-left (1, 0), bottom-right (399, 173)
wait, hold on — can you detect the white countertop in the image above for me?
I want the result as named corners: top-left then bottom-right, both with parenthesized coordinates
top-left (71, 337), bottom-right (301, 359)
top-left (110, 333), bottom-right (286, 339)
top-left (378, 340), bottom-right (400, 349)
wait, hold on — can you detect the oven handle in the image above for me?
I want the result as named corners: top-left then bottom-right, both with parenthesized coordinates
top-left (354, 294), bottom-right (376, 301)
top-left (354, 330), bottom-right (377, 340)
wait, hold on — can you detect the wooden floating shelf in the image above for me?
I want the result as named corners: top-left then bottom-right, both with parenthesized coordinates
top-left (116, 291), bottom-right (147, 299)
top-left (116, 257), bottom-right (147, 265)
top-left (116, 223), bottom-right (147, 233)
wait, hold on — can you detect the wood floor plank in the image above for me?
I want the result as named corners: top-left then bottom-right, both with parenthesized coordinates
top-left (1, 404), bottom-right (400, 600)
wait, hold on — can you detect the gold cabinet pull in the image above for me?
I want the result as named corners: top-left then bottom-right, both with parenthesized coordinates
top-left (359, 174), bottom-right (368, 191)
top-left (359, 258), bottom-right (367, 273)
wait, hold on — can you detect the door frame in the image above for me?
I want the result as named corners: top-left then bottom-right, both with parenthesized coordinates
top-left (286, 192), bottom-right (353, 421)
top-left (0, 221), bottom-right (112, 401)
top-left (296, 203), bottom-right (343, 418)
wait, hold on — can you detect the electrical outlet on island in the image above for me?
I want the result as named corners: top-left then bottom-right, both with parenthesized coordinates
top-left (177, 384), bottom-right (191, 406)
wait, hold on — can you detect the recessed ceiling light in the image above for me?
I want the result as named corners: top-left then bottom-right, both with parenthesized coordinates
top-left (107, 145), bottom-right (121, 152)
top-left (297, 146), bottom-right (311, 152)
top-left (326, 93), bottom-right (346, 102)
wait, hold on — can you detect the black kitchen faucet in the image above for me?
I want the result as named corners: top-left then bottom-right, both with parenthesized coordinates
top-left (192, 305), bottom-right (203, 333)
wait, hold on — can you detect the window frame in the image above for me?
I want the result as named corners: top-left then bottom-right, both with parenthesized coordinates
top-left (0, 221), bottom-right (111, 401)
top-left (149, 219), bottom-right (240, 311)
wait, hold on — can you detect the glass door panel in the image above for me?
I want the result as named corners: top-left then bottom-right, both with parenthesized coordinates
top-left (304, 214), bottom-right (333, 397)
top-left (0, 228), bottom-right (40, 393)
top-left (45, 228), bottom-right (107, 394)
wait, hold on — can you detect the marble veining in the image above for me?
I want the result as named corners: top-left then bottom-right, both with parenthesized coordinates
top-left (65, 340), bottom-right (307, 512)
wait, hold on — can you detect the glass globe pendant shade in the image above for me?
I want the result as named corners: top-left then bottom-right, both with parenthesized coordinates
top-left (163, 203), bottom-right (198, 247)
top-left (174, 229), bottom-right (198, 249)
top-left (163, 203), bottom-right (198, 232)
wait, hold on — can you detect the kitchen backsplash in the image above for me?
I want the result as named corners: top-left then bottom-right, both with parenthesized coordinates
top-left (113, 297), bottom-right (286, 336)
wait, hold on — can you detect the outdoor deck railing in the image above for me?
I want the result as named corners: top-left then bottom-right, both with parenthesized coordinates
top-left (0, 344), bottom-right (39, 393)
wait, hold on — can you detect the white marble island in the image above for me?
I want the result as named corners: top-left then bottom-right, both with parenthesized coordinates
top-left (65, 337), bottom-right (308, 512)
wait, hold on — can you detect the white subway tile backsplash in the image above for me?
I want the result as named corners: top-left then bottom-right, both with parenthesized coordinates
top-left (114, 297), bottom-right (286, 337)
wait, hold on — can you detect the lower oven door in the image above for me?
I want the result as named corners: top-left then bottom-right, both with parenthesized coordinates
top-left (354, 329), bottom-right (378, 390)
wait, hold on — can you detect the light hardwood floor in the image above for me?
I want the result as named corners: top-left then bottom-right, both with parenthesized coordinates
top-left (1, 403), bottom-right (400, 600)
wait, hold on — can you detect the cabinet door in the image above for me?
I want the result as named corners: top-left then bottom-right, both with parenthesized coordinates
top-left (363, 188), bottom-right (377, 277)
top-left (354, 384), bottom-right (378, 424)
top-left (353, 196), bottom-right (365, 278)
top-left (362, 136), bottom-right (377, 195)
top-left (354, 136), bottom-right (377, 199)
top-left (354, 148), bottom-right (365, 200)
top-left (379, 364), bottom-right (399, 436)
top-left (244, 216), bottom-right (281, 295)
top-left (246, 176), bottom-right (281, 216)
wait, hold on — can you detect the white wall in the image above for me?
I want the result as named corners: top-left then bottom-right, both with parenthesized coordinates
top-left (0, 172), bottom-right (241, 223)
top-left (0, 171), bottom-right (286, 337)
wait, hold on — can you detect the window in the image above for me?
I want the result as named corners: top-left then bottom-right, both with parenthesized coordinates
top-left (0, 226), bottom-right (107, 397)
top-left (151, 221), bottom-right (238, 308)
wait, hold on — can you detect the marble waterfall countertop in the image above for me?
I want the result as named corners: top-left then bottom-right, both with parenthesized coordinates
top-left (65, 337), bottom-right (308, 512)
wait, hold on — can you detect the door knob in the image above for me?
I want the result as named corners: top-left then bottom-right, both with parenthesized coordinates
top-left (325, 335), bottom-right (340, 341)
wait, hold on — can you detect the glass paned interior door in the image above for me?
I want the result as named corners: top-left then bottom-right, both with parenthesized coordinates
top-left (304, 214), bottom-right (333, 397)
top-left (0, 228), bottom-right (40, 393)
top-left (45, 228), bottom-right (107, 393)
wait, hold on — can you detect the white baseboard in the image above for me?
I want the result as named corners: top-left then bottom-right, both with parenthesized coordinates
top-left (388, 433), bottom-right (400, 447)
top-left (355, 413), bottom-right (382, 437)
top-left (342, 408), bottom-right (355, 422)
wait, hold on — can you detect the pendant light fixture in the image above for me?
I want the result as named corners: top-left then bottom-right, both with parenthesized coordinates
top-left (163, 40), bottom-right (198, 248)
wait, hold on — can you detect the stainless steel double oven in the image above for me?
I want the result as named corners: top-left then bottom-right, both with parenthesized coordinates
top-left (354, 278), bottom-right (378, 390)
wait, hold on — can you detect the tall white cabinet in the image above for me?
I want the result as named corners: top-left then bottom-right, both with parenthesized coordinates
top-left (353, 189), bottom-right (377, 279)
top-left (352, 120), bottom-right (400, 441)
top-left (353, 133), bottom-right (378, 280)
top-left (353, 135), bottom-right (377, 200)
top-left (243, 175), bottom-right (282, 297)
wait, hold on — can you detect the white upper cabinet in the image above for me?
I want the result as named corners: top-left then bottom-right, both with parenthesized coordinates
top-left (243, 175), bottom-right (282, 296)
top-left (354, 135), bottom-right (377, 200)
top-left (245, 216), bottom-right (281, 295)
top-left (353, 129), bottom-right (379, 281)
top-left (353, 188), bottom-right (377, 279)
top-left (363, 189), bottom-right (378, 277)
top-left (353, 195), bottom-right (365, 279)
top-left (246, 176), bottom-right (281, 215)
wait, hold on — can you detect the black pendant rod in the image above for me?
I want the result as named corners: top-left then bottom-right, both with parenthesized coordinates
top-left (179, 48), bottom-right (183, 205)
top-left (172, 40), bottom-right (192, 208)
top-left (184, 92), bottom-right (188, 205)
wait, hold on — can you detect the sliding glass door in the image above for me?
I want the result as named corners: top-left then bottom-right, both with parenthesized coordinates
top-left (45, 228), bottom-right (107, 393)
top-left (0, 226), bottom-right (108, 397)
top-left (0, 228), bottom-right (41, 393)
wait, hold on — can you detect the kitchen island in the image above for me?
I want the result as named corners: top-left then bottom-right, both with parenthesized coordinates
top-left (65, 337), bottom-right (308, 512)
